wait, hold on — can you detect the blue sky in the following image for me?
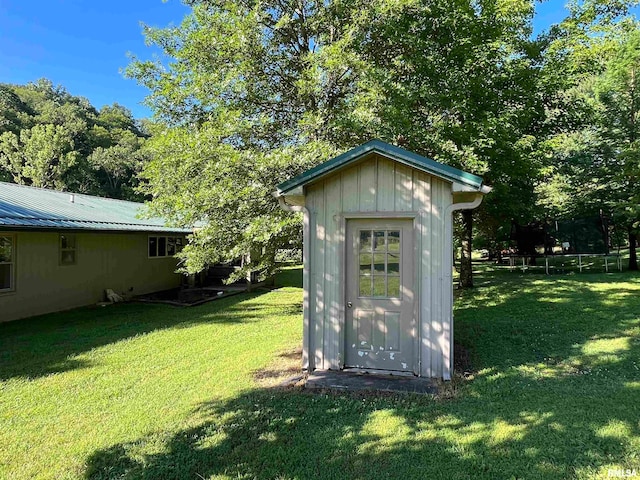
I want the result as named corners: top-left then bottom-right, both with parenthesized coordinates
top-left (0, 0), bottom-right (576, 119)
top-left (0, 0), bottom-right (189, 119)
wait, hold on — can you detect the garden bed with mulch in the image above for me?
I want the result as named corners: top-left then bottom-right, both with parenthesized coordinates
top-left (135, 286), bottom-right (244, 307)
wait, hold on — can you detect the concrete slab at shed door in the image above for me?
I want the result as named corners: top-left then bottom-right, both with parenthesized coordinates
top-left (345, 218), bottom-right (415, 373)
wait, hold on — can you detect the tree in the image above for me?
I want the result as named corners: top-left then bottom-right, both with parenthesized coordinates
top-left (576, 25), bottom-right (640, 268)
top-left (127, 0), bottom-right (369, 279)
top-left (597, 26), bottom-right (640, 267)
top-left (348, 0), bottom-right (547, 286)
top-left (129, 0), bottom-right (551, 284)
top-left (0, 79), bottom-right (148, 199)
top-left (88, 130), bottom-right (147, 200)
top-left (0, 85), bottom-right (31, 135)
top-left (0, 124), bottom-right (78, 189)
top-left (128, 0), bottom-right (640, 283)
top-left (539, 3), bottom-right (640, 268)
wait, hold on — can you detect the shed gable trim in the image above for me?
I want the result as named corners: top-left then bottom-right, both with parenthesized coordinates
top-left (276, 139), bottom-right (484, 195)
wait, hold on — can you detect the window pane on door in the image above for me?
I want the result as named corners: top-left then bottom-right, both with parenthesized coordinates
top-left (373, 276), bottom-right (386, 296)
top-left (387, 276), bottom-right (400, 297)
top-left (373, 231), bottom-right (386, 251)
top-left (359, 276), bottom-right (372, 296)
top-left (359, 231), bottom-right (372, 252)
top-left (373, 253), bottom-right (386, 273)
top-left (387, 231), bottom-right (400, 252)
top-left (359, 254), bottom-right (372, 274)
top-left (357, 228), bottom-right (402, 298)
top-left (388, 253), bottom-right (400, 274)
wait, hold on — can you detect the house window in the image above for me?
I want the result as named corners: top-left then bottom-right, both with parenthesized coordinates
top-left (0, 234), bottom-right (15, 292)
top-left (149, 236), bottom-right (183, 258)
top-left (60, 234), bottom-right (76, 265)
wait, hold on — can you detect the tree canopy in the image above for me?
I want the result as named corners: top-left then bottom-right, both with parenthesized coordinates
top-left (535, 6), bottom-right (640, 267)
top-left (0, 79), bottom-right (148, 200)
top-left (127, 0), bottom-right (374, 278)
top-left (125, 0), bottom-right (640, 281)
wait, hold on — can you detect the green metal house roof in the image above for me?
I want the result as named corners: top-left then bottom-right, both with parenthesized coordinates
top-left (276, 139), bottom-right (485, 195)
top-left (0, 182), bottom-right (191, 233)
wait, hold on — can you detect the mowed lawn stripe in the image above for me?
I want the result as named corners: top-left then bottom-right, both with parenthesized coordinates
top-left (1, 267), bottom-right (640, 479)
top-left (0, 271), bottom-right (303, 480)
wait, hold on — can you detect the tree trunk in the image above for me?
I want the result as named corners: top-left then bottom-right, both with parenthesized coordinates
top-left (629, 229), bottom-right (638, 271)
top-left (459, 210), bottom-right (474, 288)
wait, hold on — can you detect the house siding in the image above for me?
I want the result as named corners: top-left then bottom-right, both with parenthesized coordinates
top-left (304, 153), bottom-right (453, 378)
top-left (0, 230), bottom-right (183, 322)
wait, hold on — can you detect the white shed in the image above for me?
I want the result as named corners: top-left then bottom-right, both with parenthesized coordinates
top-left (275, 140), bottom-right (490, 379)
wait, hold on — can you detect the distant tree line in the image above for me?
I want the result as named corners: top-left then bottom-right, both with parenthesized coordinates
top-left (0, 78), bottom-right (147, 201)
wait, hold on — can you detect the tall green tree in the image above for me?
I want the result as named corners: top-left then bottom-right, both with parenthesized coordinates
top-left (540, 2), bottom-right (639, 267)
top-left (129, 0), bottom-right (550, 283)
top-left (0, 79), bottom-right (148, 199)
top-left (88, 130), bottom-right (147, 200)
top-left (562, 25), bottom-right (640, 268)
top-left (129, 0), bottom-right (640, 282)
top-left (350, 0), bottom-right (546, 286)
top-left (596, 26), bottom-right (640, 269)
top-left (127, 0), bottom-right (369, 278)
top-left (0, 124), bottom-right (78, 189)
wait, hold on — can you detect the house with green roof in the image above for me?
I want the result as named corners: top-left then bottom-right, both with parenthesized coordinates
top-left (0, 182), bottom-right (190, 322)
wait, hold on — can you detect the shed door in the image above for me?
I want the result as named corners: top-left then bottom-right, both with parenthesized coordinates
top-left (345, 219), bottom-right (416, 372)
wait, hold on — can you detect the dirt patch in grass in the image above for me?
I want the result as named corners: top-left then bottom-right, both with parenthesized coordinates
top-left (253, 346), bottom-right (305, 388)
top-left (454, 341), bottom-right (474, 376)
top-left (425, 342), bottom-right (475, 401)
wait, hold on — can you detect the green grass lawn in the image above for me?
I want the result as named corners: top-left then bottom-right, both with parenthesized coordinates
top-left (1, 267), bottom-right (639, 479)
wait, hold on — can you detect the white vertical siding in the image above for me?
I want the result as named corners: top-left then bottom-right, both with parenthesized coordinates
top-left (430, 176), bottom-right (445, 376)
top-left (358, 162), bottom-right (377, 212)
top-left (324, 177), bottom-right (342, 369)
top-left (395, 164), bottom-right (414, 211)
top-left (376, 158), bottom-right (395, 212)
top-left (307, 183), bottom-right (325, 369)
top-left (304, 153), bottom-right (453, 378)
top-left (413, 171), bottom-right (432, 377)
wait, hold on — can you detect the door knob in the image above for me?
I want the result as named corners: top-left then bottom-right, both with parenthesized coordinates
top-left (347, 302), bottom-right (353, 308)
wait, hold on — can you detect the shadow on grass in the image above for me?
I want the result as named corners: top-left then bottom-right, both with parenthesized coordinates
top-left (455, 269), bottom-right (640, 375)
top-left (252, 347), bottom-right (303, 384)
top-left (0, 268), bottom-right (302, 381)
top-left (84, 371), bottom-right (639, 479)
top-left (84, 267), bottom-right (640, 480)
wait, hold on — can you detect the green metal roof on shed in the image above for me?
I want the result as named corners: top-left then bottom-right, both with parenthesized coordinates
top-left (0, 182), bottom-right (191, 233)
top-left (276, 139), bottom-right (485, 196)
